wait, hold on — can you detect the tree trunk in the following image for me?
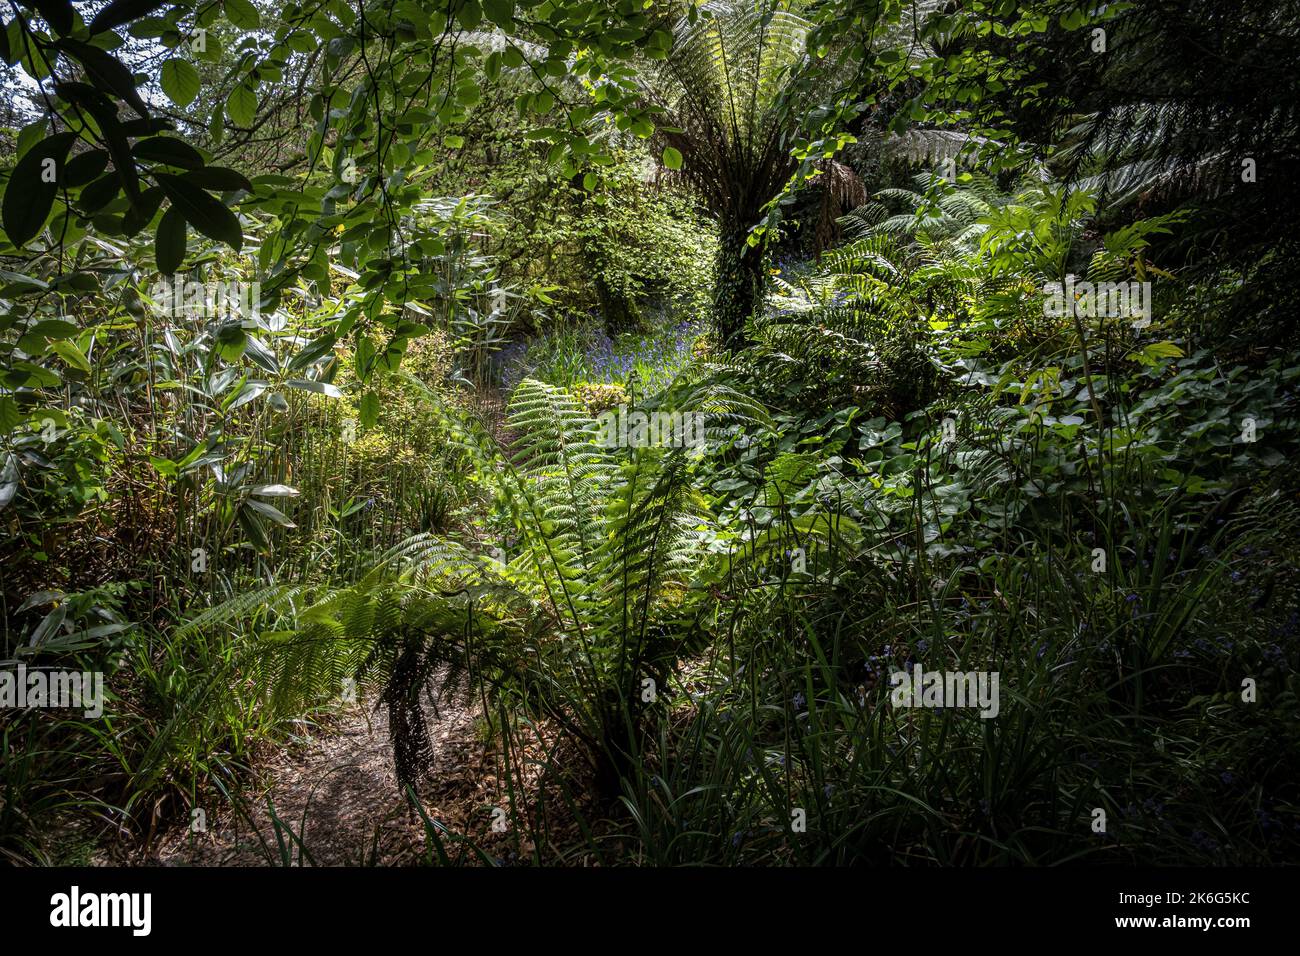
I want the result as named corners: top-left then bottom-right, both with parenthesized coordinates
top-left (571, 172), bottom-right (643, 339)
top-left (594, 273), bottom-right (643, 339)
top-left (385, 635), bottom-right (434, 797)
top-left (712, 221), bottom-right (767, 352)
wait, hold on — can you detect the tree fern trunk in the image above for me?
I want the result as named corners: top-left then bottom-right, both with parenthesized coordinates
top-left (386, 636), bottom-right (434, 796)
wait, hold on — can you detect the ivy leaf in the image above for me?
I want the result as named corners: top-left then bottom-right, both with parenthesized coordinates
top-left (160, 57), bottom-right (201, 107)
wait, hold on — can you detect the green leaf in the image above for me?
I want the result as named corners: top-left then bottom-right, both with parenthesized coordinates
top-left (250, 484), bottom-right (298, 497)
top-left (89, 0), bottom-right (168, 35)
top-left (223, 0), bottom-right (260, 30)
top-left (208, 102), bottom-right (225, 143)
top-left (160, 57), bottom-right (201, 107)
top-left (455, 0), bottom-right (482, 30)
top-left (0, 397), bottom-right (20, 433)
top-left (154, 206), bottom-right (187, 273)
top-left (64, 150), bottom-right (109, 188)
top-left (25, 319), bottom-right (78, 340)
top-left (2, 131), bottom-right (76, 248)
top-left (148, 455), bottom-right (178, 478)
top-left (236, 504), bottom-right (271, 551)
top-left (662, 146), bottom-right (682, 170)
top-left (216, 323), bottom-right (247, 361)
top-left (183, 166), bottom-right (254, 193)
top-left (245, 498), bottom-right (295, 528)
top-left (483, 0), bottom-right (514, 28)
top-left (78, 172), bottom-right (122, 214)
top-left (49, 339), bottom-right (91, 373)
top-left (56, 38), bottom-right (149, 117)
top-left (286, 379), bottom-right (343, 398)
top-left (226, 83), bottom-right (257, 127)
top-left (134, 135), bottom-right (205, 169)
top-left (155, 171), bottom-right (242, 252)
top-left (227, 380), bottom-right (267, 410)
top-left (122, 185), bottom-right (164, 237)
top-left (359, 391), bottom-right (380, 429)
top-left (29, 0), bottom-right (73, 36)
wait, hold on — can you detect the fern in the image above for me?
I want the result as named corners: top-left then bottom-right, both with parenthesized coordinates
top-left (174, 376), bottom-right (779, 794)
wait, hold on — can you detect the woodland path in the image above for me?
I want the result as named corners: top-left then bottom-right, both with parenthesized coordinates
top-left (146, 683), bottom-right (525, 866)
